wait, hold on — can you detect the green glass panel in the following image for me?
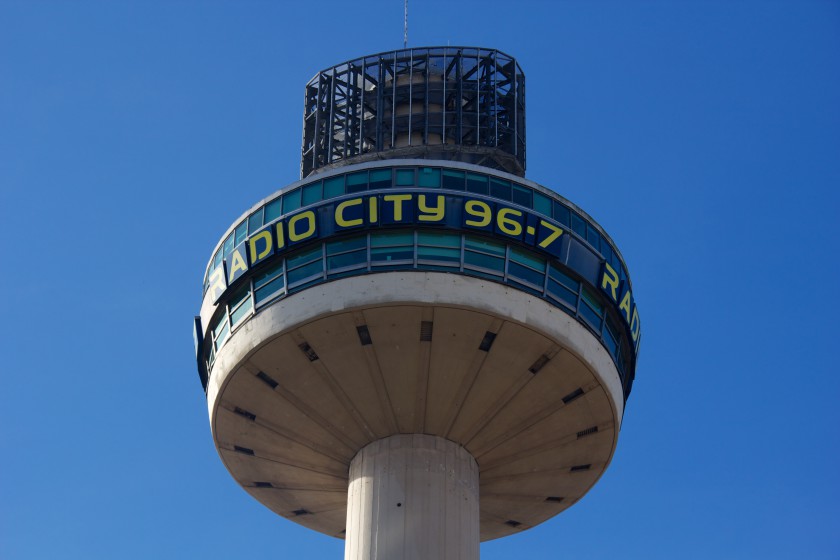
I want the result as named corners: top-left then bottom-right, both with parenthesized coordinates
top-left (571, 213), bottom-right (586, 237)
top-left (466, 173), bottom-right (488, 194)
top-left (288, 260), bottom-right (323, 285)
top-left (229, 285), bottom-right (250, 309)
top-left (395, 169), bottom-right (415, 186)
top-left (254, 276), bottom-right (285, 304)
top-left (418, 246), bottom-right (460, 262)
top-left (465, 236), bottom-right (505, 256)
top-left (581, 286), bottom-right (604, 314)
top-left (418, 167), bottom-right (440, 188)
top-left (371, 247), bottom-right (413, 261)
top-left (489, 178), bottom-right (511, 201)
top-left (328, 251), bottom-right (367, 270)
top-left (510, 247), bottom-right (545, 271)
top-left (302, 182), bottom-right (322, 206)
top-left (213, 248), bottom-right (223, 269)
top-left (369, 169), bottom-right (392, 189)
top-left (248, 208), bottom-right (264, 234)
top-left (264, 198), bottom-right (282, 222)
top-left (442, 169), bottom-right (465, 190)
top-left (254, 261), bottom-right (283, 289)
top-left (547, 278), bottom-right (577, 308)
top-left (283, 189), bottom-right (302, 213)
top-left (371, 231), bottom-right (413, 247)
top-left (346, 172), bottom-right (368, 193)
top-left (222, 233), bottom-right (234, 257)
top-left (234, 222), bottom-right (247, 246)
top-left (418, 231), bottom-right (460, 248)
top-left (327, 236), bottom-right (366, 255)
top-left (464, 251), bottom-right (504, 273)
top-left (323, 176), bottom-right (345, 198)
top-left (287, 246), bottom-right (321, 268)
top-left (508, 261), bottom-right (544, 287)
top-left (548, 265), bottom-right (579, 292)
top-left (553, 201), bottom-right (570, 226)
top-left (533, 191), bottom-right (552, 216)
top-left (214, 321), bottom-right (230, 349)
top-left (230, 295), bottom-right (253, 326)
top-left (512, 185), bottom-right (532, 207)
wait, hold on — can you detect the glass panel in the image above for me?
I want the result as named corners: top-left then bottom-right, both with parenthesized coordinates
top-left (465, 235), bottom-right (505, 256)
top-left (302, 182), bottom-right (322, 206)
top-left (571, 213), bottom-right (586, 237)
top-left (371, 231), bottom-right (414, 247)
top-left (466, 173), bottom-right (488, 194)
top-left (230, 295), bottom-right (253, 326)
top-left (283, 189), bottom-right (301, 213)
top-left (371, 246), bottom-right (413, 262)
top-left (213, 248), bottom-right (223, 269)
top-left (601, 241), bottom-right (613, 264)
top-left (418, 246), bottom-right (460, 262)
top-left (512, 185), bottom-right (532, 207)
top-left (489, 178), bottom-right (511, 201)
top-left (234, 222), bottom-right (247, 246)
top-left (579, 302), bottom-right (602, 330)
top-left (229, 285), bottom-right (250, 310)
top-left (547, 279), bottom-right (577, 308)
top-left (346, 172), bottom-right (368, 193)
top-left (369, 169), bottom-right (392, 189)
top-left (548, 265), bottom-right (579, 292)
top-left (248, 207), bottom-right (264, 234)
top-left (553, 201), bottom-right (570, 226)
top-left (581, 286), bottom-right (604, 315)
top-left (253, 260), bottom-right (284, 289)
top-left (442, 169), bottom-right (465, 190)
top-left (417, 231), bottom-right (460, 247)
top-left (464, 251), bottom-right (504, 273)
top-left (508, 261), bottom-right (544, 287)
top-left (223, 232), bottom-right (234, 257)
top-left (324, 176), bottom-right (345, 198)
top-left (328, 251), bottom-right (367, 270)
top-left (264, 198), bottom-right (282, 222)
top-left (327, 236), bottom-right (367, 255)
top-left (288, 259), bottom-right (323, 285)
top-left (510, 247), bottom-right (545, 271)
top-left (533, 191), bottom-right (552, 216)
top-left (395, 169), bottom-right (415, 186)
top-left (254, 275), bottom-right (285, 305)
top-left (287, 246), bottom-right (321, 269)
top-left (418, 167), bottom-right (440, 188)
top-left (586, 224), bottom-right (601, 252)
top-left (212, 313), bottom-right (228, 340)
top-left (214, 320), bottom-right (230, 349)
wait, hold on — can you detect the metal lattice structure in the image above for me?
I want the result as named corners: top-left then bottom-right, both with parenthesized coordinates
top-left (301, 47), bottom-right (526, 178)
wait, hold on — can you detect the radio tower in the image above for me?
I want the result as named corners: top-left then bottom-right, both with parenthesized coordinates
top-left (194, 47), bottom-right (640, 559)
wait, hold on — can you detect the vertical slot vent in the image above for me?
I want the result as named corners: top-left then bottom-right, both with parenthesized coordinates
top-left (256, 371), bottom-right (278, 389)
top-left (545, 496), bottom-right (564, 503)
top-left (234, 446), bottom-right (255, 456)
top-left (478, 331), bottom-right (497, 352)
top-left (505, 520), bottom-right (522, 528)
top-left (356, 325), bottom-right (373, 346)
top-left (299, 342), bottom-right (319, 361)
top-left (253, 482), bottom-right (273, 488)
top-left (292, 508), bottom-right (311, 516)
top-left (528, 354), bottom-right (550, 374)
top-left (420, 321), bottom-right (433, 341)
top-left (576, 426), bottom-right (598, 439)
top-left (233, 407), bottom-right (256, 421)
top-left (562, 387), bottom-right (584, 404)
top-left (570, 464), bottom-right (591, 472)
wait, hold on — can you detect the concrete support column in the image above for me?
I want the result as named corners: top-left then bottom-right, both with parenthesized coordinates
top-left (344, 434), bottom-right (479, 560)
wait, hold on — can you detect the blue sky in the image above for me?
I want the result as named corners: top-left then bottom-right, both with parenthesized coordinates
top-left (1, 1), bottom-right (838, 558)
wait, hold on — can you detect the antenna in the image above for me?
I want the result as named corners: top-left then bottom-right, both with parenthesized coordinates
top-left (403, 0), bottom-right (408, 48)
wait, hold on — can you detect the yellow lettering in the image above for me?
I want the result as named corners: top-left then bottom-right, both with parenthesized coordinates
top-left (619, 289), bottom-right (633, 325)
top-left (465, 200), bottom-right (492, 227)
top-left (248, 230), bottom-right (273, 263)
top-left (208, 267), bottom-right (227, 302)
top-left (336, 198), bottom-right (363, 227)
top-left (497, 207), bottom-right (523, 236)
top-left (537, 220), bottom-right (564, 249)
top-left (369, 196), bottom-right (378, 223)
top-left (384, 194), bottom-right (412, 221)
top-left (418, 195), bottom-right (445, 222)
top-left (630, 307), bottom-right (640, 342)
top-left (228, 249), bottom-right (248, 283)
top-left (288, 211), bottom-right (316, 242)
top-left (275, 222), bottom-right (285, 250)
top-left (601, 262), bottom-right (620, 302)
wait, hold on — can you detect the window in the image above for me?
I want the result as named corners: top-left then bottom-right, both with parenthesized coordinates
top-left (490, 178), bottom-right (511, 201)
top-left (512, 185), bottom-right (532, 208)
top-left (464, 235), bottom-right (504, 275)
top-left (253, 260), bottom-right (285, 305)
top-left (302, 182), bottom-right (322, 206)
top-left (369, 169), bottom-right (392, 189)
top-left (283, 189), bottom-right (302, 213)
top-left (508, 247), bottom-right (545, 288)
top-left (323, 176), bottom-right (345, 198)
top-left (264, 198), bottom-right (282, 223)
top-left (466, 173), bottom-right (488, 194)
top-left (553, 201), bottom-right (570, 226)
top-left (533, 191), bottom-right (552, 216)
top-left (248, 207), bottom-right (264, 234)
top-left (229, 285), bottom-right (253, 327)
top-left (571, 213), bottom-right (586, 238)
top-left (371, 231), bottom-right (413, 263)
top-left (418, 167), bottom-right (440, 188)
top-left (442, 169), bottom-right (465, 190)
top-left (287, 246), bottom-right (323, 287)
top-left (234, 222), bottom-right (247, 246)
top-left (346, 172), bottom-right (368, 193)
top-left (417, 231), bottom-right (460, 263)
top-left (395, 169), bottom-right (415, 186)
top-left (327, 236), bottom-right (367, 271)
top-left (547, 265), bottom-right (579, 308)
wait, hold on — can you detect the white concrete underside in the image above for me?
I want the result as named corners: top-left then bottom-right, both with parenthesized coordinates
top-left (345, 435), bottom-right (479, 560)
top-left (208, 272), bottom-right (625, 541)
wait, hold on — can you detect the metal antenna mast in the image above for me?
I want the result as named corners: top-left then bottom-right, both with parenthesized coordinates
top-left (403, 0), bottom-right (408, 48)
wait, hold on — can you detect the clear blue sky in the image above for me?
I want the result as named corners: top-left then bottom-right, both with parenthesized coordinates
top-left (1, 1), bottom-right (838, 558)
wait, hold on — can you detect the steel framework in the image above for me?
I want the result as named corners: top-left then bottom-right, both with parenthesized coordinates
top-left (301, 47), bottom-right (526, 178)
